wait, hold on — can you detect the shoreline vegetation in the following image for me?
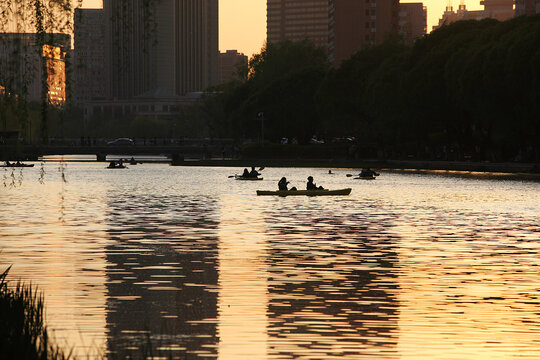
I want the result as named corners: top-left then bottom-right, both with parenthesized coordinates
top-left (0, 267), bottom-right (73, 360)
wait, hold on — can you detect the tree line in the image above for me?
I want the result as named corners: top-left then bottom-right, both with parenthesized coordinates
top-left (2, 12), bottom-right (539, 162)
top-left (203, 15), bottom-right (540, 162)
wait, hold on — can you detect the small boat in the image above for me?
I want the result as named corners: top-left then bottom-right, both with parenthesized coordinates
top-left (354, 175), bottom-right (376, 180)
top-left (235, 175), bottom-right (263, 181)
top-left (107, 161), bottom-right (126, 169)
top-left (257, 188), bottom-right (352, 197)
top-left (1, 163), bottom-right (34, 168)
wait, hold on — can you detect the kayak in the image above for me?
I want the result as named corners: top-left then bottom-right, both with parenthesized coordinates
top-left (257, 188), bottom-right (352, 197)
top-left (107, 165), bottom-right (126, 169)
top-left (354, 176), bottom-right (376, 180)
top-left (235, 175), bottom-right (263, 181)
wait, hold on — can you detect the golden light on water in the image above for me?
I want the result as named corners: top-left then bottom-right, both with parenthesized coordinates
top-left (2, 164), bottom-right (540, 359)
top-left (395, 221), bottom-right (540, 360)
top-left (2, 177), bottom-right (109, 357)
top-left (217, 195), bottom-right (269, 359)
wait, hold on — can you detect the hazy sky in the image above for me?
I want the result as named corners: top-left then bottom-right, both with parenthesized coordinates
top-left (82, 0), bottom-right (482, 57)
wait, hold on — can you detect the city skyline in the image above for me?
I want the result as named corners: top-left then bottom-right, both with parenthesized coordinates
top-left (82, 0), bottom-right (483, 57)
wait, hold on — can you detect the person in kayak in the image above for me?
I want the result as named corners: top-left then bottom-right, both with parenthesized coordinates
top-left (249, 166), bottom-right (260, 178)
top-left (278, 177), bottom-right (289, 190)
top-left (278, 177), bottom-right (297, 191)
top-left (360, 168), bottom-right (378, 177)
top-left (242, 168), bottom-right (250, 177)
top-left (306, 176), bottom-right (324, 190)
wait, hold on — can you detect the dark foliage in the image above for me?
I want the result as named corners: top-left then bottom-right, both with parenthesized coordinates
top-left (0, 267), bottom-right (72, 360)
top-left (205, 16), bottom-right (540, 161)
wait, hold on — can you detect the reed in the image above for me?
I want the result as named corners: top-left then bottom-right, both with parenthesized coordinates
top-left (0, 266), bottom-right (73, 360)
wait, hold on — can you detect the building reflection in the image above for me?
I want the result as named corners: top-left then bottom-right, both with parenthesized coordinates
top-left (263, 206), bottom-right (400, 359)
top-left (104, 194), bottom-right (220, 359)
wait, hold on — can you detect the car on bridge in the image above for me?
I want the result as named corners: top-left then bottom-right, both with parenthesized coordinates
top-left (107, 138), bottom-right (134, 146)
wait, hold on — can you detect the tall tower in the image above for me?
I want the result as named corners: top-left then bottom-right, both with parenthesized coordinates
top-left (329, 0), bottom-right (399, 66)
top-left (266, 0), bottom-right (329, 50)
top-left (398, 3), bottom-right (427, 44)
top-left (104, 0), bottom-right (218, 99)
top-left (515, 0), bottom-right (540, 15)
top-left (73, 8), bottom-right (105, 105)
top-left (480, 0), bottom-right (515, 20)
top-left (174, 0), bottom-right (219, 95)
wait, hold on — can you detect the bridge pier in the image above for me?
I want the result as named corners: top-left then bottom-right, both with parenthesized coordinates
top-left (171, 153), bottom-right (184, 166)
top-left (96, 153), bottom-right (107, 162)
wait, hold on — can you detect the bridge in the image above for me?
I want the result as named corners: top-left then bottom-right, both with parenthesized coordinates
top-left (0, 143), bottom-right (224, 163)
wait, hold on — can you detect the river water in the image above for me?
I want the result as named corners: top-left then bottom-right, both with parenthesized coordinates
top-left (1, 163), bottom-right (540, 359)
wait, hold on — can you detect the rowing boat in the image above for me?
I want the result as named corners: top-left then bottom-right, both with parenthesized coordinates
top-left (256, 188), bottom-right (351, 196)
top-left (235, 175), bottom-right (263, 181)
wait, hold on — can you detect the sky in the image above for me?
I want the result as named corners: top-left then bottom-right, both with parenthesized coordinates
top-left (81, 0), bottom-right (482, 57)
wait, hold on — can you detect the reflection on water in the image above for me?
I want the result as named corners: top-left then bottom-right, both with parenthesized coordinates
top-left (2, 167), bottom-right (24, 188)
top-left (1, 164), bottom-right (540, 359)
top-left (264, 203), bottom-right (400, 359)
top-left (395, 207), bottom-right (540, 360)
top-left (105, 193), bottom-right (220, 359)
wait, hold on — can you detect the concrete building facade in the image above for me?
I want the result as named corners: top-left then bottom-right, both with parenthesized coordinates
top-left (329, 0), bottom-right (400, 65)
top-left (73, 8), bottom-right (106, 105)
top-left (266, 0), bottom-right (330, 50)
top-left (515, 0), bottom-right (540, 15)
top-left (481, 0), bottom-right (515, 20)
top-left (0, 33), bottom-right (70, 105)
top-left (103, 0), bottom-right (218, 99)
top-left (398, 3), bottom-right (427, 44)
top-left (218, 50), bottom-right (248, 84)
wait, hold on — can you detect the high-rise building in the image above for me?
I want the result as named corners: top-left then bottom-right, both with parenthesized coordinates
top-left (103, 0), bottom-right (218, 99)
top-left (515, 0), bottom-right (540, 15)
top-left (219, 50), bottom-right (248, 84)
top-left (0, 33), bottom-right (70, 105)
top-left (481, 0), bottom-right (514, 20)
top-left (329, 0), bottom-right (399, 65)
top-left (398, 3), bottom-right (427, 44)
top-left (266, 0), bottom-right (329, 50)
top-left (73, 8), bottom-right (105, 105)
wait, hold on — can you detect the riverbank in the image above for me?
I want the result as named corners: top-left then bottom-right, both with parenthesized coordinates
top-left (0, 267), bottom-right (73, 360)
top-left (179, 158), bottom-right (540, 181)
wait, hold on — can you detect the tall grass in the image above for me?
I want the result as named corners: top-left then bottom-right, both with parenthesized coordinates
top-left (0, 266), bottom-right (73, 360)
top-left (1, 266), bottom-right (180, 359)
